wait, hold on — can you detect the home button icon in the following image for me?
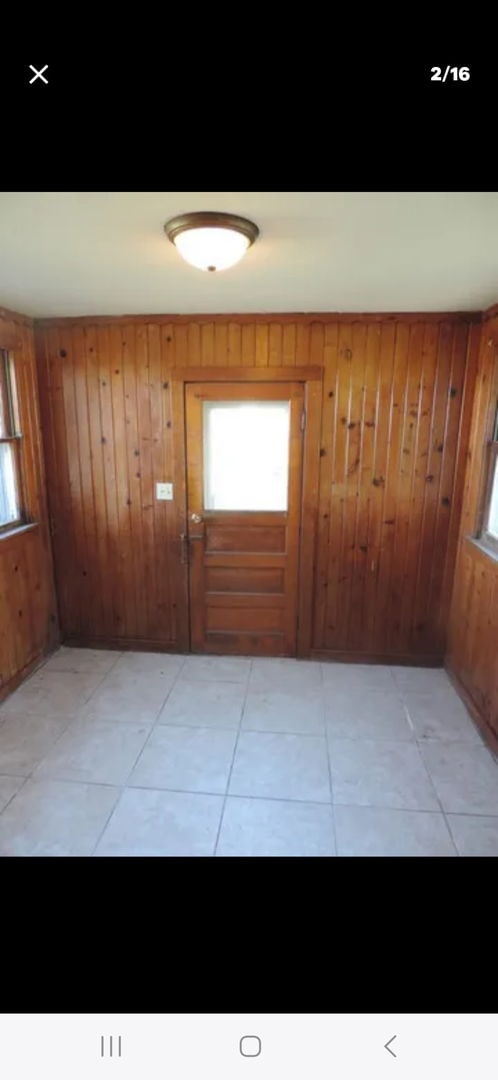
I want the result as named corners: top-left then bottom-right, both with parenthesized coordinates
top-left (240, 1036), bottom-right (262, 1058)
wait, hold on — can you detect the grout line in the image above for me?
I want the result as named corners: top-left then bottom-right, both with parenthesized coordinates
top-left (0, 663), bottom-right (119, 773)
top-left (6, 768), bottom-right (498, 816)
top-left (90, 786), bottom-right (127, 857)
top-left (7, 765), bottom-right (496, 821)
top-left (89, 672), bottom-right (196, 855)
top-left (387, 671), bottom-right (473, 855)
top-left (398, 687), bottom-right (479, 855)
top-left (213, 659), bottom-right (253, 856)
top-left (21, 656), bottom-right (135, 784)
top-left (329, 802), bottom-right (463, 815)
top-left (321, 669), bottom-right (338, 854)
top-left (0, 775), bottom-right (29, 815)
top-left (126, 783), bottom-right (331, 806)
top-left (90, 656), bottom-right (192, 855)
top-left (399, 733), bottom-right (458, 841)
top-left (440, 810), bottom-right (460, 856)
top-left (151, 658), bottom-right (187, 725)
top-left (196, 725), bottom-right (326, 737)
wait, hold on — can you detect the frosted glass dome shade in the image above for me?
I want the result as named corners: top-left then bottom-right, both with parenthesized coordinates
top-left (164, 212), bottom-right (259, 273)
top-left (174, 227), bottom-right (250, 272)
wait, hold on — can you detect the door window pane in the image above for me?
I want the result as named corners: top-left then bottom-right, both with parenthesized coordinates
top-left (0, 442), bottom-right (20, 527)
top-left (203, 400), bottom-right (290, 510)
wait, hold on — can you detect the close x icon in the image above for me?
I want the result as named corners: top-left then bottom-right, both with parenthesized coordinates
top-left (28, 64), bottom-right (49, 84)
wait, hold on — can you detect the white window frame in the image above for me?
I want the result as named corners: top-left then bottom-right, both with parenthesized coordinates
top-left (0, 348), bottom-right (24, 534)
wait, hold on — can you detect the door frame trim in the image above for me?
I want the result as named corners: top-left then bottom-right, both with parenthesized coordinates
top-left (173, 366), bottom-right (323, 658)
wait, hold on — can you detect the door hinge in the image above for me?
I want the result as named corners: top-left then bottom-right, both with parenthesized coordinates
top-left (300, 409), bottom-right (306, 432)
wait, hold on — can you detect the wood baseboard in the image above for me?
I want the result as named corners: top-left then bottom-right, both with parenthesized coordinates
top-left (445, 666), bottom-right (498, 756)
top-left (62, 635), bottom-right (184, 654)
top-left (311, 649), bottom-right (444, 667)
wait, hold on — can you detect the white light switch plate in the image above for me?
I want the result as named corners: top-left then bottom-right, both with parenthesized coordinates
top-left (156, 482), bottom-right (173, 500)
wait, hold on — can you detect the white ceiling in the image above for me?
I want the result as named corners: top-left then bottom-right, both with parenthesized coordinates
top-left (0, 191), bottom-right (497, 318)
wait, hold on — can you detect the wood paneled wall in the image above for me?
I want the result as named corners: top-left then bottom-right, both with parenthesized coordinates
top-left (447, 311), bottom-right (498, 741)
top-left (0, 308), bottom-right (58, 698)
top-left (35, 313), bottom-right (478, 663)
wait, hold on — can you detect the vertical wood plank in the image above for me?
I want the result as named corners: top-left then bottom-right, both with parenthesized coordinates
top-left (269, 324), bottom-right (282, 367)
top-left (85, 324), bottom-right (112, 637)
top-left (147, 322), bottom-right (167, 641)
top-left (97, 324), bottom-right (124, 637)
top-left (214, 323), bottom-right (228, 366)
top-left (187, 322), bottom-right (201, 367)
top-left (398, 322), bottom-right (438, 653)
top-left (200, 324), bottom-right (215, 368)
top-left (228, 322), bottom-right (242, 367)
top-left (313, 324), bottom-right (339, 649)
top-left (363, 323), bottom-right (395, 652)
top-left (241, 324), bottom-right (256, 366)
top-left (282, 324), bottom-right (297, 367)
top-left (325, 323), bottom-right (359, 649)
top-left (109, 323), bottom-right (137, 638)
top-left (255, 325), bottom-right (269, 367)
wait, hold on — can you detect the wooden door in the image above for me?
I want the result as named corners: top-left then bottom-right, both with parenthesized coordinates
top-left (185, 381), bottom-right (305, 656)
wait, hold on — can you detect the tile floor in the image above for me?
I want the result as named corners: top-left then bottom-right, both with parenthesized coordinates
top-left (0, 647), bottom-right (497, 856)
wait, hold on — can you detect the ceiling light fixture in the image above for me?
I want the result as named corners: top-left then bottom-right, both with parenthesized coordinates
top-left (164, 211), bottom-right (259, 273)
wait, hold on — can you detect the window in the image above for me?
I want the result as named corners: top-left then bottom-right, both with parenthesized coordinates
top-left (480, 372), bottom-right (498, 555)
top-left (0, 350), bottom-right (22, 531)
top-left (203, 400), bottom-right (290, 511)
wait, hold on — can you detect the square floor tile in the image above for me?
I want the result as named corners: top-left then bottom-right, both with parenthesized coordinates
top-left (181, 656), bottom-right (251, 683)
top-left (446, 814), bottom-right (498, 856)
top-left (217, 797), bottom-right (336, 856)
top-left (114, 651), bottom-right (186, 677)
top-left (249, 659), bottom-right (322, 692)
top-left (325, 689), bottom-right (413, 741)
top-left (0, 775), bottom-right (25, 812)
top-left (0, 779), bottom-right (118, 856)
top-left (229, 731), bottom-right (331, 803)
top-left (41, 646), bottom-right (121, 676)
top-left (129, 726), bottom-right (237, 794)
top-left (328, 738), bottom-right (439, 810)
top-left (322, 663), bottom-right (395, 692)
top-left (334, 805), bottom-right (456, 856)
top-left (404, 691), bottom-right (480, 743)
top-left (0, 713), bottom-right (73, 775)
top-left (95, 787), bottom-right (223, 856)
top-left (391, 666), bottom-right (452, 693)
top-left (242, 689), bottom-right (325, 735)
top-left (79, 667), bottom-right (175, 725)
top-left (34, 719), bottom-right (149, 786)
top-left (158, 679), bottom-right (244, 730)
top-left (420, 742), bottom-right (498, 814)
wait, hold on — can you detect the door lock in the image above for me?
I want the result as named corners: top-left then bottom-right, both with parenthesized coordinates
top-left (179, 532), bottom-right (189, 565)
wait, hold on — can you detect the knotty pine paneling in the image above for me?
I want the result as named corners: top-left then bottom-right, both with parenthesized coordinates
top-left (447, 313), bottom-right (498, 740)
top-left (0, 308), bottom-right (58, 697)
top-left (34, 314), bottom-right (477, 661)
top-left (313, 319), bottom-right (477, 660)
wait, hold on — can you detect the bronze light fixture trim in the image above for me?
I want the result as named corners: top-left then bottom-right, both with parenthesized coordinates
top-left (164, 211), bottom-right (260, 272)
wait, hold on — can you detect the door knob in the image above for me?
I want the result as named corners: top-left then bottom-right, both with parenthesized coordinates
top-left (190, 513), bottom-right (203, 524)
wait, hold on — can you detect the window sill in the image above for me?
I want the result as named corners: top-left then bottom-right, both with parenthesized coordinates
top-left (0, 521), bottom-right (39, 543)
top-left (466, 535), bottom-right (498, 566)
